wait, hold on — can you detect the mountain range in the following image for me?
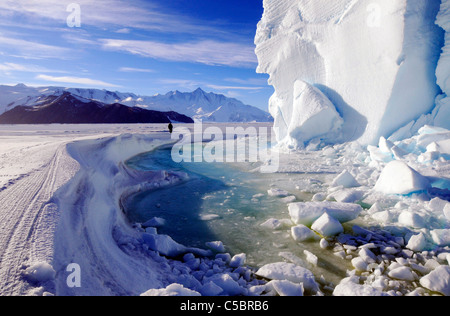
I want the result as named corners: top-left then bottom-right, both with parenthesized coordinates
top-left (0, 84), bottom-right (272, 124)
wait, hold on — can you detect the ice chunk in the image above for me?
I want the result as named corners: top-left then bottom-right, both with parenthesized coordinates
top-left (374, 161), bottom-right (430, 195)
top-left (199, 281), bottom-right (224, 296)
top-left (327, 188), bottom-right (364, 203)
top-left (388, 267), bottom-right (416, 281)
top-left (256, 262), bottom-right (319, 293)
top-left (23, 262), bottom-right (56, 283)
top-left (203, 273), bottom-right (246, 296)
top-left (428, 197), bottom-right (449, 213)
top-left (229, 253), bottom-right (246, 268)
top-left (333, 277), bottom-right (388, 296)
top-left (379, 137), bottom-right (395, 154)
top-left (205, 241), bottom-right (225, 253)
top-left (311, 213), bottom-right (344, 237)
top-left (281, 195), bottom-right (297, 203)
top-left (406, 233), bottom-right (428, 252)
top-left (372, 210), bottom-right (393, 224)
top-left (267, 280), bottom-right (304, 296)
top-left (142, 233), bottom-right (186, 257)
top-left (260, 218), bottom-right (291, 230)
top-left (351, 257), bottom-right (368, 272)
top-left (140, 284), bottom-right (201, 296)
top-left (430, 229), bottom-right (450, 247)
top-left (278, 80), bottom-right (344, 149)
top-left (359, 248), bottom-right (377, 265)
top-left (303, 250), bottom-right (318, 266)
top-left (142, 217), bottom-right (166, 228)
top-left (420, 265), bottom-right (450, 296)
top-left (444, 203), bottom-right (450, 221)
top-left (291, 224), bottom-right (318, 242)
top-left (331, 170), bottom-right (360, 188)
top-left (398, 211), bottom-right (426, 228)
top-left (267, 188), bottom-right (289, 197)
top-left (289, 201), bottom-right (362, 226)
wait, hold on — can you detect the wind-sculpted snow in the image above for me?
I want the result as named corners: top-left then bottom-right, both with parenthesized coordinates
top-left (256, 0), bottom-right (445, 148)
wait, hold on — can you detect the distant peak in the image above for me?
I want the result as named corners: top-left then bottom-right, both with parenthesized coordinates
top-left (15, 83), bottom-right (27, 88)
top-left (193, 87), bottom-right (205, 93)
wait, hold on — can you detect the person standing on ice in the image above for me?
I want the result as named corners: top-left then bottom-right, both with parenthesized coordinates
top-left (168, 122), bottom-right (173, 134)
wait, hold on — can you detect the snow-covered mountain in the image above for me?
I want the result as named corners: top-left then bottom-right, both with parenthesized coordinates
top-left (0, 84), bottom-right (272, 123)
top-left (0, 92), bottom-right (194, 124)
top-left (256, 0), bottom-right (449, 149)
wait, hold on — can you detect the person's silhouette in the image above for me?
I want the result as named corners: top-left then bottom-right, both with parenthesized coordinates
top-left (168, 122), bottom-right (173, 134)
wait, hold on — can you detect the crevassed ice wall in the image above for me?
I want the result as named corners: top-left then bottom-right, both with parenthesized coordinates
top-left (255, 0), bottom-right (447, 148)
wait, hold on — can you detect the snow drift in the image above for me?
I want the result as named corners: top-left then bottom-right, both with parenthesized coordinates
top-left (255, 0), bottom-right (447, 148)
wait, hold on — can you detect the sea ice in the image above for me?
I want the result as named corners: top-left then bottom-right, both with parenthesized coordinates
top-left (142, 233), bottom-right (187, 257)
top-left (205, 241), bottom-right (225, 253)
top-left (419, 265), bottom-right (450, 296)
top-left (374, 161), bottom-right (430, 195)
top-left (142, 217), bottom-right (166, 228)
top-left (289, 201), bottom-right (362, 226)
top-left (255, 262), bottom-right (319, 293)
top-left (267, 280), bottom-right (304, 296)
top-left (311, 213), bottom-right (344, 237)
top-left (229, 253), bottom-right (246, 268)
top-left (291, 224), bottom-right (318, 242)
top-left (430, 229), bottom-right (450, 247)
top-left (388, 266), bottom-right (416, 282)
top-left (203, 273), bottom-right (246, 296)
top-left (333, 277), bottom-right (388, 296)
top-left (331, 170), bottom-right (360, 188)
top-left (406, 233), bottom-right (428, 252)
top-left (140, 283), bottom-right (201, 296)
top-left (267, 188), bottom-right (290, 197)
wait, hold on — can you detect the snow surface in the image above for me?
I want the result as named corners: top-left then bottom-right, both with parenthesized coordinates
top-left (255, 0), bottom-right (447, 148)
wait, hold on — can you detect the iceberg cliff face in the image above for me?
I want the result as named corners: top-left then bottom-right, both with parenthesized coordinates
top-left (434, 0), bottom-right (450, 129)
top-left (256, 0), bottom-right (446, 148)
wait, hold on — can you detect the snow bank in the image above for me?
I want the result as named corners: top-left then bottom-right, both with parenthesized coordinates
top-left (255, 0), bottom-right (444, 147)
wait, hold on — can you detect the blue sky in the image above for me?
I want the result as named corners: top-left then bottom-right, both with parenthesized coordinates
top-left (0, 0), bottom-right (273, 111)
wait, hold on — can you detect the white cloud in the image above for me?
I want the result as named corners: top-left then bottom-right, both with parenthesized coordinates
top-left (0, 35), bottom-right (71, 60)
top-left (36, 74), bottom-right (120, 88)
top-left (118, 67), bottom-right (154, 73)
top-left (0, 62), bottom-right (66, 74)
top-left (0, 0), bottom-right (226, 36)
top-left (102, 39), bottom-right (257, 67)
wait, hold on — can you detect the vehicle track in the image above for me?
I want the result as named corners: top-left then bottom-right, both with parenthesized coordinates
top-left (0, 143), bottom-right (78, 295)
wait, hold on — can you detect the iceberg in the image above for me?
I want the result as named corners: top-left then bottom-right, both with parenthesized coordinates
top-left (255, 0), bottom-right (445, 147)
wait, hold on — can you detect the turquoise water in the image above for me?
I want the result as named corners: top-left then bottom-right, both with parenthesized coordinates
top-left (124, 143), bottom-right (350, 283)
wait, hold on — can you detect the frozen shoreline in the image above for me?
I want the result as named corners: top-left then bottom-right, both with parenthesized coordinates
top-left (0, 124), bottom-right (449, 296)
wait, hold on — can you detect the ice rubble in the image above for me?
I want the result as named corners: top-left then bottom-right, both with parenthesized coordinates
top-left (255, 0), bottom-right (448, 148)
